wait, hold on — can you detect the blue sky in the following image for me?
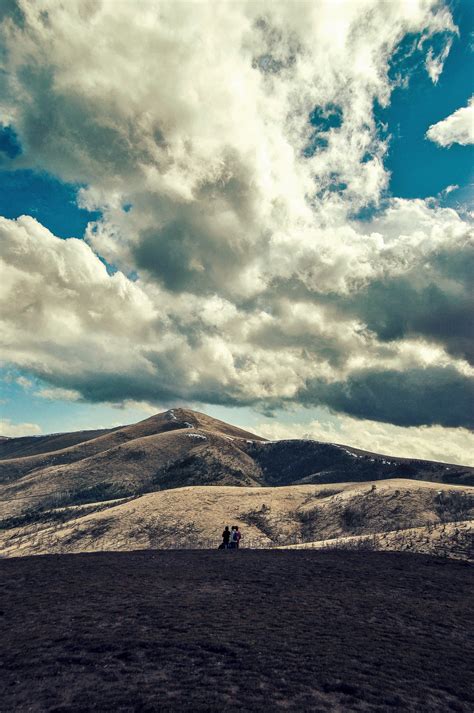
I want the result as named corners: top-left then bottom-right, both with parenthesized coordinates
top-left (0, 1), bottom-right (473, 463)
top-left (379, 0), bottom-right (473, 204)
top-left (0, 169), bottom-right (100, 238)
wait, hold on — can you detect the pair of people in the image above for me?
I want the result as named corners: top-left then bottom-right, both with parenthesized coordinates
top-left (220, 525), bottom-right (241, 549)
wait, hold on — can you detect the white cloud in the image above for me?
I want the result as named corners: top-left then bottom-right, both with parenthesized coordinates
top-left (16, 376), bottom-right (33, 389)
top-left (0, 1), bottom-right (472, 443)
top-left (442, 184), bottom-right (459, 195)
top-left (36, 387), bottom-right (81, 401)
top-left (112, 400), bottom-right (158, 416)
top-left (1, 211), bottom-right (471, 429)
top-left (425, 38), bottom-right (453, 84)
top-left (0, 419), bottom-right (42, 437)
top-left (426, 98), bottom-right (474, 146)
top-left (0, 214), bottom-right (159, 387)
top-left (0, 1), bottom-right (457, 291)
top-left (256, 414), bottom-right (474, 467)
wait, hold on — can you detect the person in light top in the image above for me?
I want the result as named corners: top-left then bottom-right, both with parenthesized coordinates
top-left (231, 525), bottom-right (242, 549)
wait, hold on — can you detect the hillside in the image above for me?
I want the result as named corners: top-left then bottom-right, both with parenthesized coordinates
top-left (0, 408), bottom-right (265, 485)
top-left (1, 409), bottom-right (472, 523)
top-left (1, 479), bottom-right (473, 560)
top-left (0, 426), bottom-right (121, 460)
top-left (1, 408), bottom-right (473, 559)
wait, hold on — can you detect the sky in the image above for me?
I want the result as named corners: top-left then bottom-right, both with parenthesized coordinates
top-left (0, 0), bottom-right (473, 465)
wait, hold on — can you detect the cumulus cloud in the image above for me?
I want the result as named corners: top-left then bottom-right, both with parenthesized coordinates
top-left (0, 215), bottom-right (159, 391)
top-left (112, 400), bottom-right (159, 416)
top-left (334, 200), bottom-right (474, 363)
top-left (0, 1), bottom-right (472, 439)
top-left (0, 419), bottom-right (42, 437)
top-left (426, 98), bottom-right (474, 146)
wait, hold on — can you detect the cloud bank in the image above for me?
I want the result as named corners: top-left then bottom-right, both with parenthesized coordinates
top-left (0, 418), bottom-right (41, 437)
top-left (0, 1), bottom-right (473, 442)
top-left (256, 416), bottom-right (474, 467)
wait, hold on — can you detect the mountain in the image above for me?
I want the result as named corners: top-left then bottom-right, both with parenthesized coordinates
top-left (0, 408), bottom-right (263, 481)
top-left (0, 408), bottom-right (473, 558)
top-left (0, 408), bottom-right (472, 520)
top-left (0, 409), bottom-right (266, 518)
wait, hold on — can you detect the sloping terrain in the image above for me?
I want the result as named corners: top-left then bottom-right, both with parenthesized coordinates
top-left (246, 438), bottom-right (474, 486)
top-left (1, 409), bottom-right (472, 528)
top-left (0, 429), bottom-right (263, 519)
top-left (1, 479), bottom-right (472, 560)
top-left (1, 550), bottom-right (472, 712)
top-left (0, 426), bottom-right (121, 460)
top-left (281, 521), bottom-right (474, 560)
top-left (0, 408), bottom-right (265, 486)
top-left (1, 409), bottom-right (472, 560)
top-left (0, 409), bottom-right (267, 517)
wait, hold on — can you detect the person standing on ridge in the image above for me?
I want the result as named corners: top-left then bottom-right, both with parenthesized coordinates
top-left (234, 526), bottom-right (242, 549)
top-left (221, 525), bottom-right (231, 549)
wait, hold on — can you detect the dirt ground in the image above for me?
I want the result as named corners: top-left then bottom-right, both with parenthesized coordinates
top-left (0, 550), bottom-right (472, 712)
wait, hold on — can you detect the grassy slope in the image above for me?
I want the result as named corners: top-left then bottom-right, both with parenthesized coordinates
top-left (0, 427), bottom-right (121, 460)
top-left (1, 479), bottom-right (473, 559)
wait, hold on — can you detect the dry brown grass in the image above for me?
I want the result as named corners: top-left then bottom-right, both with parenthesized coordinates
top-left (1, 480), bottom-right (473, 561)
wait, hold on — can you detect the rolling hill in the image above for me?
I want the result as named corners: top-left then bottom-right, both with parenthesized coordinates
top-left (1, 478), bottom-right (472, 559)
top-left (0, 408), bottom-right (473, 559)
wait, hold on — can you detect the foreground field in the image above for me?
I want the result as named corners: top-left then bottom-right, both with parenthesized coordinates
top-left (0, 550), bottom-right (472, 712)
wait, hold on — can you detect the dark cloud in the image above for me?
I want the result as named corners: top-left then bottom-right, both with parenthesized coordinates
top-left (31, 369), bottom-right (177, 407)
top-left (36, 362), bottom-right (474, 431)
top-left (134, 216), bottom-right (248, 295)
top-left (30, 362), bottom-right (255, 410)
top-left (247, 319), bottom-right (358, 368)
top-left (301, 366), bottom-right (474, 429)
top-left (133, 154), bottom-right (265, 295)
top-left (339, 245), bottom-right (474, 364)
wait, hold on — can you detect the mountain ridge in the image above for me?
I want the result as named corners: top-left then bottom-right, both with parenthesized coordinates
top-left (1, 408), bottom-right (473, 559)
top-left (1, 408), bottom-right (472, 523)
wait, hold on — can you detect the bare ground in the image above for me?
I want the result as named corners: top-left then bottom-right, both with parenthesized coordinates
top-left (0, 550), bottom-right (472, 712)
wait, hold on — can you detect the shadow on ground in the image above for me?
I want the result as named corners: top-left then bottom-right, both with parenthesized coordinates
top-left (0, 550), bottom-right (472, 712)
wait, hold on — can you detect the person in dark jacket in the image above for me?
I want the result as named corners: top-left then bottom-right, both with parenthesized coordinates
top-left (221, 525), bottom-right (231, 549)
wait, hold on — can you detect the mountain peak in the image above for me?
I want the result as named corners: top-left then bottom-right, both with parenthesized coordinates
top-left (129, 408), bottom-right (266, 442)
